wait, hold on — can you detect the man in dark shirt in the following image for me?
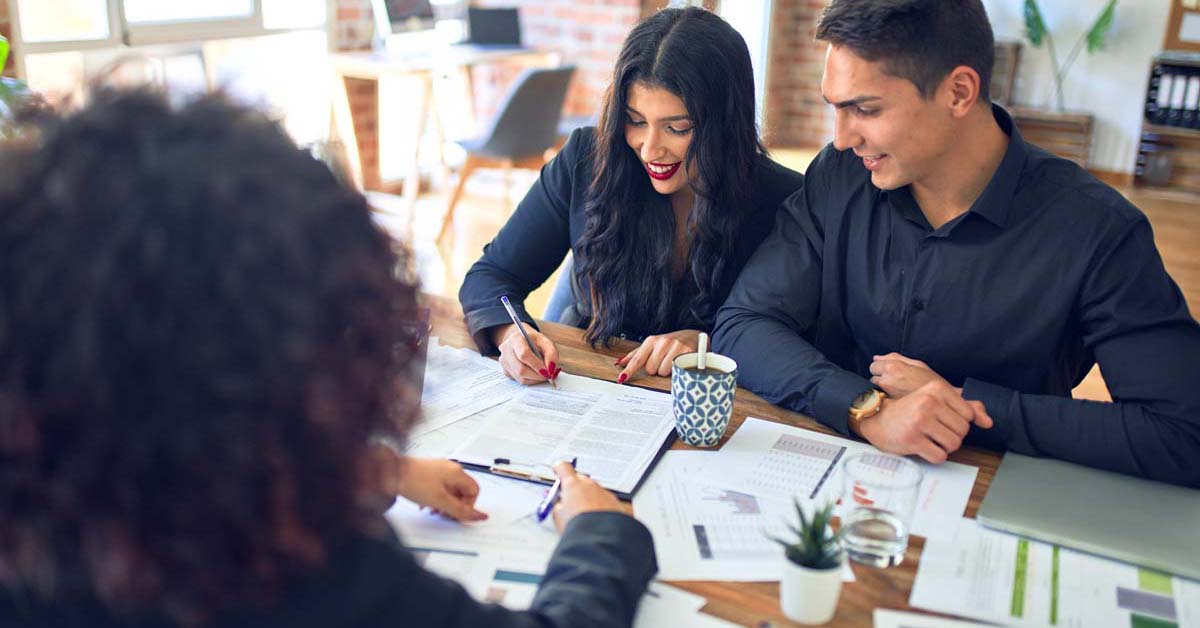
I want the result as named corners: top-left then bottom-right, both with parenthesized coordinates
top-left (714, 0), bottom-right (1200, 487)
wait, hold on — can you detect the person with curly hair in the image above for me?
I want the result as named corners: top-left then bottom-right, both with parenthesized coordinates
top-left (0, 88), bottom-right (656, 627)
top-left (458, 7), bottom-right (804, 386)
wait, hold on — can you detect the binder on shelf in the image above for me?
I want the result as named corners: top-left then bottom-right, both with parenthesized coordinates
top-left (1168, 68), bottom-right (1188, 126)
top-left (1185, 74), bottom-right (1200, 128)
top-left (1155, 69), bottom-right (1174, 125)
top-left (1145, 63), bottom-right (1164, 124)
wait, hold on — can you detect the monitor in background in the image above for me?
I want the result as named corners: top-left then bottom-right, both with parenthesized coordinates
top-left (372, 0), bottom-right (436, 41)
top-left (463, 7), bottom-right (522, 48)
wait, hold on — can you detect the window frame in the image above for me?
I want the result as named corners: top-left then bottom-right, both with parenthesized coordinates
top-left (6, 0), bottom-right (326, 79)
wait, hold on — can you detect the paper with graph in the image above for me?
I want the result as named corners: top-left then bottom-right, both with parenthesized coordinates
top-left (633, 451), bottom-right (854, 582)
top-left (910, 518), bottom-right (1200, 628)
top-left (720, 418), bottom-right (977, 539)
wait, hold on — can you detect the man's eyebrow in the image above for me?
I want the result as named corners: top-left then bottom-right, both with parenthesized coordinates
top-left (822, 95), bottom-right (883, 108)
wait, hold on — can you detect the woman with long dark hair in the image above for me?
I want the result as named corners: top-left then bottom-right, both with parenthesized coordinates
top-left (459, 7), bottom-right (803, 384)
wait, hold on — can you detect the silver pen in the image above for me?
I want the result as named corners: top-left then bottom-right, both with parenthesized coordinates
top-left (499, 295), bottom-right (558, 389)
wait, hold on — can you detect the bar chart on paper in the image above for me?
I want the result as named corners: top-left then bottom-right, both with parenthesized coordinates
top-left (910, 519), bottom-right (1200, 628)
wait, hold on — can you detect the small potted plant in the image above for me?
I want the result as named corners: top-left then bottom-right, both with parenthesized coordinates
top-left (771, 500), bottom-right (843, 625)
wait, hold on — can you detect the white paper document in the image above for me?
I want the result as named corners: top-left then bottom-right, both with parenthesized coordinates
top-left (721, 418), bottom-right (977, 538)
top-left (451, 372), bottom-right (676, 495)
top-left (385, 470), bottom-right (559, 559)
top-left (416, 339), bottom-right (523, 436)
top-left (873, 608), bottom-right (993, 627)
top-left (405, 406), bottom-right (495, 458)
top-left (910, 518), bottom-right (1200, 628)
top-left (634, 451), bottom-right (855, 583)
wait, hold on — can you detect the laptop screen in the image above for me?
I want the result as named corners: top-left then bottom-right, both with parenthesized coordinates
top-left (466, 7), bottom-right (522, 46)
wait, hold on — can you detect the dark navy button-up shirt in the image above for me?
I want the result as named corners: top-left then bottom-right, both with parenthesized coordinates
top-left (714, 105), bottom-right (1200, 487)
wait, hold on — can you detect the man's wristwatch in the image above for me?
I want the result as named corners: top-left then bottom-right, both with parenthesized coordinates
top-left (848, 388), bottom-right (887, 434)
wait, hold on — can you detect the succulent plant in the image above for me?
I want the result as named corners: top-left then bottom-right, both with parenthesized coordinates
top-left (771, 500), bottom-right (842, 570)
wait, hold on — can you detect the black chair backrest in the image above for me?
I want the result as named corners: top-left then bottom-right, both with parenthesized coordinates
top-left (477, 65), bottom-right (576, 159)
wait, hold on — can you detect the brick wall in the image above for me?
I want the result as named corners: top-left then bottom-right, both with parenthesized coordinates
top-left (471, 0), bottom-right (640, 121)
top-left (764, 0), bottom-right (832, 148)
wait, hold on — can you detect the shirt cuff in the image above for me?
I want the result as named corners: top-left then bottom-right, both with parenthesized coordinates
top-left (813, 370), bottom-right (874, 436)
top-left (961, 377), bottom-right (1029, 452)
top-left (464, 304), bottom-right (540, 356)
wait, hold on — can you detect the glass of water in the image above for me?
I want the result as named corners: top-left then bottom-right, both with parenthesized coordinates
top-left (840, 452), bottom-right (922, 567)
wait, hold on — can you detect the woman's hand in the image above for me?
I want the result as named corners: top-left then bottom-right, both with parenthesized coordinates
top-left (550, 461), bottom-right (625, 532)
top-left (373, 447), bottom-right (488, 522)
top-left (615, 329), bottom-right (701, 382)
top-left (492, 323), bottom-right (561, 385)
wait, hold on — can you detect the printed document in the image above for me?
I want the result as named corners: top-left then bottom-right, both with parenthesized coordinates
top-left (910, 518), bottom-right (1200, 628)
top-left (634, 451), bottom-right (855, 583)
top-left (450, 372), bottom-right (675, 495)
top-left (720, 418), bottom-right (977, 538)
top-left (416, 340), bottom-right (523, 436)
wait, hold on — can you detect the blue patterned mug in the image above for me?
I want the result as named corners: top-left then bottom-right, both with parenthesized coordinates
top-left (670, 351), bottom-right (738, 447)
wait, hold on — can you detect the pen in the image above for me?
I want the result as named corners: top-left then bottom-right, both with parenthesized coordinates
top-left (499, 295), bottom-right (558, 389)
top-left (536, 457), bottom-right (577, 522)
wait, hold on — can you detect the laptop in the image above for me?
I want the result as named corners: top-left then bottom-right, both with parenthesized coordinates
top-left (977, 453), bottom-right (1200, 580)
top-left (461, 7), bottom-right (523, 48)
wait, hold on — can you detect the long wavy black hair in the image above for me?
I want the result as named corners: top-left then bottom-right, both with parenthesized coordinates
top-left (577, 7), bottom-right (765, 346)
top-left (0, 89), bottom-right (421, 623)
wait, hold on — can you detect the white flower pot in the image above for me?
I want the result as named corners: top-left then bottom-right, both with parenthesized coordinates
top-left (779, 558), bottom-right (842, 625)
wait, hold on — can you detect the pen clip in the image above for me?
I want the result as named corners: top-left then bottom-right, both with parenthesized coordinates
top-left (489, 459), bottom-right (556, 484)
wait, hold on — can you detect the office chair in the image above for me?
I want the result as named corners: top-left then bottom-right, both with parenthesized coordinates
top-left (437, 65), bottom-right (576, 243)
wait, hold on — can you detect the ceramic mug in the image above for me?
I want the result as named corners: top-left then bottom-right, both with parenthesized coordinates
top-left (670, 351), bottom-right (738, 447)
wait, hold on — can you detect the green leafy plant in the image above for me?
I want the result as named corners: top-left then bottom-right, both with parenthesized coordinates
top-left (1024, 0), bottom-right (1118, 113)
top-left (770, 500), bottom-right (842, 570)
top-left (0, 36), bottom-right (33, 138)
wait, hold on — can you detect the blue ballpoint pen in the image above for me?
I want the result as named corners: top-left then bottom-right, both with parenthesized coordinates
top-left (536, 457), bottom-right (577, 522)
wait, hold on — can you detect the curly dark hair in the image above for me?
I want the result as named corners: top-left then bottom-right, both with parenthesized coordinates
top-left (0, 88), bottom-right (420, 621)
top-left (577, 7), bottom-right (765, 346)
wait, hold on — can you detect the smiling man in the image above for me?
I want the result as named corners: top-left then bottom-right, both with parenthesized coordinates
top-left (713, 0), bottom-right (1200, 487)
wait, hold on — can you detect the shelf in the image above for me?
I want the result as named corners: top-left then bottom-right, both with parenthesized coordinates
top-left (1142, 122), bottom-right (1200, 139)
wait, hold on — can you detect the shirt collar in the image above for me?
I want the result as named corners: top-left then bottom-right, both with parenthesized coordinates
top-left (881, 103), bottom-right (1027, 231)
top-left (964, 104), bottom-right (1027, 229)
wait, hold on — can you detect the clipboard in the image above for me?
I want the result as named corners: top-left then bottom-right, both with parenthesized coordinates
top-left (453, 427), bottom-right (676, 502)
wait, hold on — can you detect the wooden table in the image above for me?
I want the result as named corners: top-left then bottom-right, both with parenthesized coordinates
top-left (427, 296), bottom-right (1001, 627)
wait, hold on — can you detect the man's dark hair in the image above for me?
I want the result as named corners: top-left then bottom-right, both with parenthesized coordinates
top-left (816, 0), bottom-right (995, 101)
top-left (0, 88), bottom-right (421, 621)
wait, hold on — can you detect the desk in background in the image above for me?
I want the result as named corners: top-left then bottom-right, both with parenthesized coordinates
top-left (330, 46), bottom-right (559, 212)
top-left (424, 294), bottom-right (1001, 627)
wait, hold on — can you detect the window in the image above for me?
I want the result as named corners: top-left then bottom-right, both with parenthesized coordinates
top-left (123, 0), bottom-right (255, 24)
top-left (10, 0), bottom-right (330, 146)
top-left (8, 0), bottom-right (327, 67)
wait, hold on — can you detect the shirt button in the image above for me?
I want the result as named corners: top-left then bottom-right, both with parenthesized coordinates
top-left (912, 298), bottom-right (926, 311)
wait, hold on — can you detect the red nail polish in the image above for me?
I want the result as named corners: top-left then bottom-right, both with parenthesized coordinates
top-left (617, 373), bottom-right (628, 384)
top-left (548, 361), bottom-right (557, 373)
top-left (554, 367), bottom-right (562, 377)
top-left (538, 368), bottom-right (549, 378)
